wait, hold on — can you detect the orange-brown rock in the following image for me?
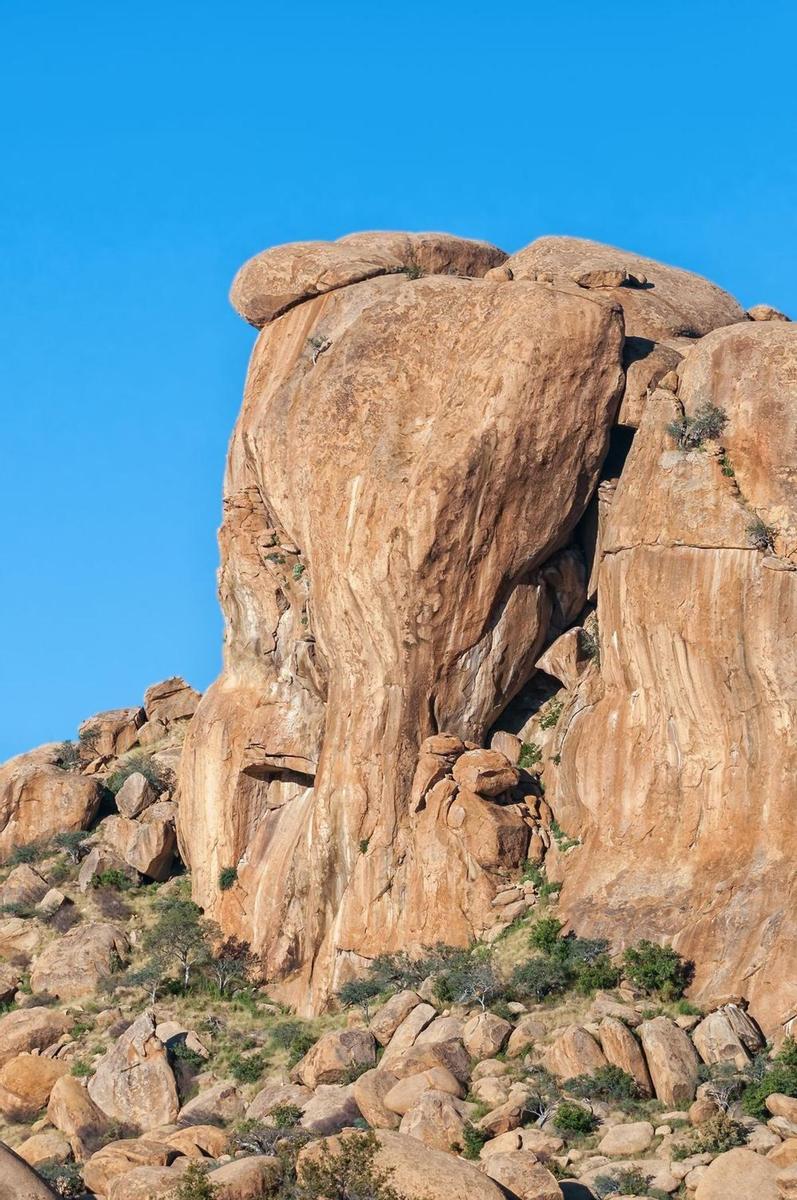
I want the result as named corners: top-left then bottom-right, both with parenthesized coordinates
top-left (83, 1139), bottom-right (177, 1196)
top-left (79, 708), bottom-right (144, 760)
top-left (88, 1012), bottom-right (179, 1131)
top-left (351, 1067), bottom-right (400, 1130)
top-left (481, 1151), bottom-right (564, 1200)
top-left (0, 1052), bottom-right (68, 1121)
top-left (47, 1074), bottom-right (109, 1159)
top-left (179, 243), bottom-right (625, 1011)
top-left (0, 744), bottom-right (103, 863)
top-left (398, 1088), bottom-right (472, 1150)
top-left (0, 1007), bottom-right (72, 1067)
top-left (598, 1016), bottom-right (653, 1097)
top-left (15, 1130), bottom-right (71, 1166)
top-left (98, 814), bottom-right (176, 881)
top-left (230, 231), bottom-right (507, 327)
top-left (543, 1025), bottom-right (608, 1080)
top-left (638, 1017), bottom-right (700, 1106)
top-left (451, 749), bottom-right (519, 797)
top-left (549, 321), bottom-right (797, 1037)
top-left (29, 922), bottom-right (129, 1000)
top-left (291, 1028), bottom-right (376, 1088)
top-left (0, 1141), bottom-right (59, 1200)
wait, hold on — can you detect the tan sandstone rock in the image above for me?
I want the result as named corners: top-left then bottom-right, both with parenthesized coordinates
top-left (368, 991), bottom-right (422, 1046)
top-left (481, 1151), bottom-right (564, 1200)
top-left (598, 1016), bottom-right (653, 1097)
top-left (383, 1066), bottom-right (465, 1115)
top-left (462, 1011), bottom-right (513, 1059)
top-left (0, 1141), bottom-right (59, 1199)
top-left (179, 251), bottom-right (625, 1011)
top-left (292, 1028), bottom-right (376, 1088)
top-left (0, 745), bottom-right (102, 863)
top-left (398, 1087), bottom-right (472, 1150)
top-left (544, 1025), bottom-right (608, 1079)
top-left (351, 1067), bottom-right (401, 1130)
top-left (694, 1146), bottom-right (780, 1199)
top-left (29, 922), bottom-right (129, 1000)
top-left (638, 1018), bottom-right (700, 1106)
top-left (15, 1129), bottom-right (71, 1166)
top-left (88, 1011), bottom-right (179, 1130)
top-left (0, 1007), bottom-right (71, 1067)
top-left (0, 1052), bottom-right (68, 1121)
top-left (47, 1074), bottom-right (109, 1159)
top-left (97, 815), bottom-right (176, 881)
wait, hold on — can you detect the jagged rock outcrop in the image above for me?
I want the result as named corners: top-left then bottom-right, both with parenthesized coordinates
top-left (177, 229), bottom-right (796, 1028)
top-left (0, 744), bottom-right (103, 862)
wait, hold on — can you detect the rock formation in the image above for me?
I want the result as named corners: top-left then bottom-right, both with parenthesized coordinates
top-left (174, 229), bottom-right (795, 1036)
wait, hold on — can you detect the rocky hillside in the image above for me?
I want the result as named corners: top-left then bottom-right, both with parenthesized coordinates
top-left (0, 230), bottom-right (795, 1200)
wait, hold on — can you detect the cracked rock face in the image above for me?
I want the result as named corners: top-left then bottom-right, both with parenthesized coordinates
top-left (179, 233), bottom-right (625, 1010)
top-left (179, 229), bottom-right (796, 1032)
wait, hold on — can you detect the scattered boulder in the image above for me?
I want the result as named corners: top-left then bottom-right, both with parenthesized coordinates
top-left (163, 1124), bottom-right (229, 1158)
top-left (88, 1011), bottom-right (179, 1130)
top-left (638, 1016), bottom-right (700, 1106)
top-left (693, 1146), bottom-right (780, 1199)
top-left (29, 921), bottom-right (129, 1000)
top-left (380, 1002), bottom-right (437, 1067)
top-left (0, 864), bottom-right (49, 909)
top-left (482, 1150), bottom-right (564, 1200)
top-left (768, 1138), bottom-right (797, 1168)
top-left (207, 1154), bottom-right (282, 1199)
top-left (47, 1074), bottom-right (109, 1159)
top-left (386, 1038), bottom-right (471, 1084)
top-left (507, 1015), bottom-right (546, 1057)
top-left (115, 772), bottom-right (157, 819)
top-left (0, 914), bottom-right (41, 958)
top-left (298, 1129), bottom-right (507, 1200)
top-left (143, 677), bottom-right (201, 726)
top-left (544, 1025), bottom-right (608, 1079)
top-left (352, 1068), bottom-right (400, 1130)
top-left (82, 1139), bottom-right (177, 1197)
top-left (747, 303), bottom-right (791, 322)
top-left (0, 964), bottom-right (21, 1004)
top-left (597, 1120), bottom-right (655, 1156)
top-left (98, 815), bottom-right (176, 881)
top-left (178, 1081), bottom-right (244, 1126)
top-left (79, 708), bottom-right (144, 760)
top-left (0, 1006), bottom-right (71, 1067)
top-left (778, 1164), bottom-right (797, 1199)
top-left (0, 744), bottom-right (103, 863)
top-left (0, 1052), bottom-right (68, 1121)
top-left (462, 1011), bottom-right (512, 1059)
top-left (246, 1080), bottom-right (311, 1121)
top-left (369, 990), bottom-right (422, 1046)
top-left (299, 1083), bottom-right (361, 1134)
top-left (416, 1015), bottom-right (465, 1045)
top-left (399, 1088), bottom-right (472, 1151)
top-left (0, 1141), bottom-right (59, 1199)
top-left (768, 1095), bottom-right (797, 1124)
top-left (292, 1027), bottom-right (376, 1088)
top-left (78, 845), bottom-right (138, 892)
top-left (106, 1164), bottom-right (186, 1200)
top-left (384, 1066), bottom-right (465, 1115)
top-left (480, 1128), bottom-right (564, 1160)
top-left (15, 1129), bottom-right (72, 1166)
top-left (598, 1016), bottom-right (653, 1097)
top-left (692, 1009), bottom-right (753, 1068)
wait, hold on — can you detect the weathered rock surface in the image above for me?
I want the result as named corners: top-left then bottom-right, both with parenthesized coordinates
top-left (0, 744), bottom-right (102, 862)
top-left (29, 922), bottom-right (129, 999)
top-left (693, 1146), bottom-right (780, 1199)
top-left (47, 1074), bottom-right (109, 1159)
top-left (638, 1017), bottom-right (700, 1106)
top-left (88, 1011), bottom-right (179, 1130)
top-left (180, 242), bottom-right (625, 1011)
top-left (292, 1028), bottom-right (376, 1087)
top-left (115, 772), bottom-right (157, 819)
top-left (0, 1052), bottom-right (68, 1121)
top-left (544, 1025), bottom-right (607, 1079)
top-left (0, 1141), bottom-right (59, 1200)
top-left (0, 1007), bottom-right (71, 1067)
top-left (98, 815), bottom-right (176, 881)
top-left (549, 319), bottom-right (797, 1037)
top-left (598, 1016), bottom-right (653, 1097)
top-left (481, 1151), bottom-right (564, 1200)
top-left (298, 1129), bottom-right (507, 1200)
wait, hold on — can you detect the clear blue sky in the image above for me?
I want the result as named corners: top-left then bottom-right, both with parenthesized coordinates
top-left (1, 1), bottom-right (795, 761)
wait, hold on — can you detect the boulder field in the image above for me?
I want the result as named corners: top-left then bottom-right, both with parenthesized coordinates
top-left (170, 230), bottom-right (794, 1033)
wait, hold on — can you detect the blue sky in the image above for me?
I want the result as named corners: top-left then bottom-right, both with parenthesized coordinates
top-left (1, 1), bottom-right (795, 760)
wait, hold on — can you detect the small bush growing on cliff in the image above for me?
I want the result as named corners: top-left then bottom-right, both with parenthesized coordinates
top-left (54, 740), bottom-right (82, 772)
top-left (172, 1162), bottom-right (219, 1200)
top-left (746, 516), bottom-right (776, 551)
top-left (742, 1037), bottom-right (797, 1118)
top-left (38, 1162), bottom-right (85, 1198)
top-left (433, 947), bottom-right (504, 1010)
top-left (218, 866), bottom-right (237, 890)
top-left (517, 742), bottom-right (542, 769)
top-left (666, 402), bottom-right (728, 450)
top-left (622, 940), bottom-right (692, 1000)
top-left (511, 955), bottom-right (573, 1003)
top-left (459, 1120), bottom-right (489, 1159)
top-left (539, 698), bottom-right (564, 730)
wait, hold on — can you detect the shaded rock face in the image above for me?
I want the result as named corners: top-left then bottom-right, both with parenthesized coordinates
top-left (180, 233), bottom-right (626, 1010)
top-left (178, 229), bottom-right (796, 1030)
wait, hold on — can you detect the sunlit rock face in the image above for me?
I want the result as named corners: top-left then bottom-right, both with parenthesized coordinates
top-left (179, 230), bottom-right (796, 1034)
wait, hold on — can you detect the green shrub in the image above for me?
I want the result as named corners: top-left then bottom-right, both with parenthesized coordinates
top-left (594, 1167), bottom-right (652, 1197)
top-left (172, 1162), bottom-right (218, 1200)
top-left (742, 1038), bottom-right (797, 1118)
top-left (71, 1059), bottom-right (92, 1077)
top-left (92, 868), bottom-right (132, 891)
top-left (38, 1161), bottom-right (85, 1198)
top-left (228, 1050), bottom-right (268, 1084)
top-left (337, 978), bottom-right (383, 1022)
top-left (622, 940), bottom-right (692, 999)
top-left (539, 699), bottom-right (564, 730)
top-left (511, 956), bottom-right (572, 1003)
top-left (565, 1065), bottom-right (639, 1103)
top-left (517, 742), bottom-right (542, 769)
top-left (460, 1120), bottom-right (489, 1159)
top-left (433, 949), bottom-right (503, 1010)
top-left (573, 953), bottom-right (621, 995)
top-left (271, 1102), bottom-right (304, 1128)
top-left (529, 916), bottom-right (564, 955)
top-left (747, 517), bottom-right (776, 551)
top-left (404, 263), bottom-right (424, 280)
top-left (54, 741), bottom-right (82, 772)
top-left (218, 866), bottom-right (237, 891)
top-left (667, 402), bottom-right (728, 450)
top-left (7, 841), bottom-right (44, 865)
top-left (550, 819), bottom-right (580, 852)
top-left (171, 1041), bottom-right (206, 1071)
top-left (106, 751), bottom-right (168, 797)
top-left (297, 1129), bottom-right (409, 1200)
top-left (554, 1100), bottom-right (597, 1134)
top-left (673, 1110), bottom-right (747, 1159)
